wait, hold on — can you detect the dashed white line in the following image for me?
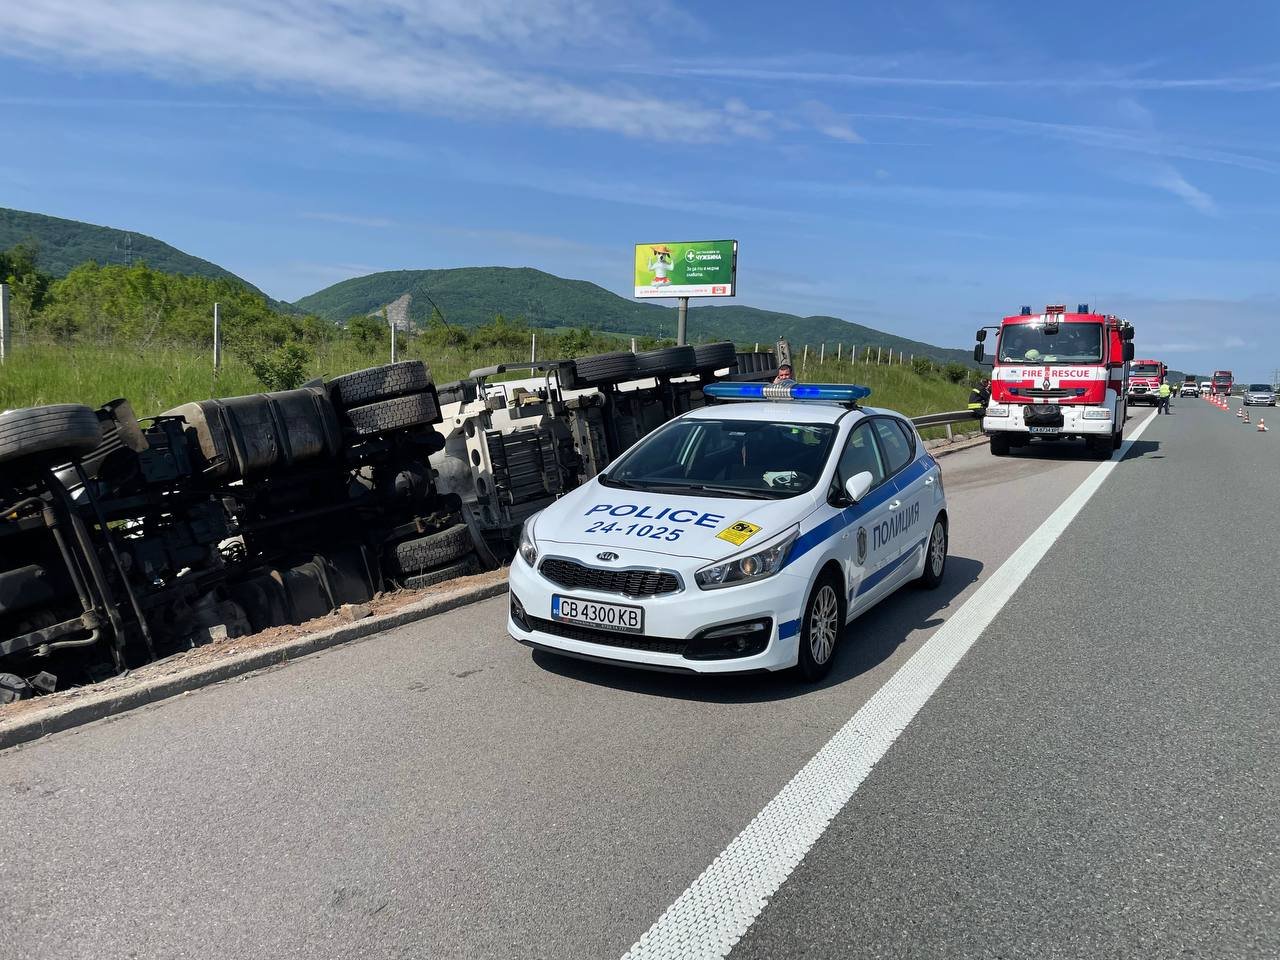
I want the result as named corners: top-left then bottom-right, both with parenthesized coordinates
top-left (621, 412), bottom-right (1159, 960)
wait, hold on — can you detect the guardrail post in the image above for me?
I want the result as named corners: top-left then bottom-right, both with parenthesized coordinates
top-left (945, 423), bottom-right (953, 441)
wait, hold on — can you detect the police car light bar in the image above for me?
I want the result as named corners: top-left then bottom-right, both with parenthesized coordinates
top-left (704, 382), bottom-right (872, 402)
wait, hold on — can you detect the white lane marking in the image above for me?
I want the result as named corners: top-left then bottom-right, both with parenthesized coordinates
top-left (621, 412), bottom-right (1159, 960)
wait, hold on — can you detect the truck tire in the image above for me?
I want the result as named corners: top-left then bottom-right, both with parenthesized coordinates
top-left (330, 361), bottom-right (431, 409)
top-left (572, 351), bottom-right (637, 386)
top-left (0, 404), bottom-right (101, 467)
top-left (343, 392), bottom-right (440, 435)
top-left (389, 523), bottom-right (473, 576)
top-left (634, 345), bottom-right (696, 378)
top-left (989, 434), bottom-right (1010, 456)
top-left (692, 341), bottom-right (737, 373)
top-left (404, 554), bottom-right (480, 590)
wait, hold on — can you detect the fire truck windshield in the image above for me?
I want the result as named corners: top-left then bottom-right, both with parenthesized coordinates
top-left (1130, 363), bottom-right (1162, 376)
top-left (999, 323), bottom-right (1103, 364)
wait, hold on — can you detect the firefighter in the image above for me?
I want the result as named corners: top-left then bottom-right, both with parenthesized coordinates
top-left (1158, 379), bottom-right (1172, 414)
top-left (968, 378), bottom-right (991, 419)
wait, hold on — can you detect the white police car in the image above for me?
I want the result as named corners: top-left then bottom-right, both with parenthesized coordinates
top-left (507, 382), bottom-right (948, 681)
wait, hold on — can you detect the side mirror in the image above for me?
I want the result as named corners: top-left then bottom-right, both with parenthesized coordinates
top-left (845, 471), bottom-right (875, 503)
top-left (1123, 343), bottom-right (1135, 362)
top-left (973, 344), bottom-right (985, 363)
top-left (975, 329), bottom-right (987, 343)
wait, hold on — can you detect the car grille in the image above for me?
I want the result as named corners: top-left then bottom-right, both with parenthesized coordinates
top-left (526, 615), bottom-right (687, 655)
top-left (538, 557), bottom-right (680, 596)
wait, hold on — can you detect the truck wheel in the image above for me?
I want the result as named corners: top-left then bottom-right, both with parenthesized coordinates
top-left (634, 345), bottom-right (697, 378)
top-left (343, 392), bottom-right (440, 435)
top-left (1112, 427), bottom-right (1123, 450)
top-left (0, 404), bottom-right (102, 468)
top-left (330, 361), bottom-right (431, 408)
top-left (572, 351), bottom-right (637, 386)
top-left (404, 554), bottom-right (480, 590)
top-left (1087, 436), bottom-right (1112, 460)
top-left (989, 434), bottom-right (1010, 456)
top-left (692, 341), bottom-right (738, 373)
top-left (389, 524), bottom-right (473, 576)
top-left (797, 572), bottom-right (843, 683)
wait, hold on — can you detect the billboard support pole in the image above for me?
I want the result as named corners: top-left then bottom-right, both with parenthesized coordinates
top-left (676, 297), bottom-right (688, 346)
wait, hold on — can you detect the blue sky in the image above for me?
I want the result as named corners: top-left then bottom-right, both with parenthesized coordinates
top-left (2, 0), bottom-right (1279, 378)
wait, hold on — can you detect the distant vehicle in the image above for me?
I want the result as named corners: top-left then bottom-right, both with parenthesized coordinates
top-left (1179, 383), bottom-right (1199, 397)
top-left (1242, 384), bottom-right (1275, 406)
top-left (1127, 359), bottom-right (1166, 405)
top-left (1200, 381), bottom-right (1211, 395)
top-left (1212, 370), bottom-right (1234, 395)
top-left (975, 303), bottom-right (1132, 459)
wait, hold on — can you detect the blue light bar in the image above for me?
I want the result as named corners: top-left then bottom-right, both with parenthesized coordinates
top-left (704, 382), bottom-right (872, 402)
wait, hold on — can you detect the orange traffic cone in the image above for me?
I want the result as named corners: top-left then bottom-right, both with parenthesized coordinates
top-left (1237, 406), bottom-right (1244, 418)
top-left (1258, 418), bottom-right (1268, 432)
top-left (1244, 409), bottom-right (1251, 424)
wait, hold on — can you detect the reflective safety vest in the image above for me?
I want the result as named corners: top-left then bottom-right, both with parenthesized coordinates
top-left (967, 387), bottom-right (988, 411)
top-left (1158, 383), bottom-right (1172, 398)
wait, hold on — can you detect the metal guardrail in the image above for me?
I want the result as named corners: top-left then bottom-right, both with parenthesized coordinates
top-left (910, 409), bottom-right (982, 442)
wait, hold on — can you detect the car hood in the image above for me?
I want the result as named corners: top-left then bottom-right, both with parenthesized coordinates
top-left (535, 479), bottom-right (820, 562)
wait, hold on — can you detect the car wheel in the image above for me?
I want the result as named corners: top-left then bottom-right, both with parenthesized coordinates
top-left (918, 518), bottom-right (947, 589)
top-left (797, 573), bottom-right (843, 682)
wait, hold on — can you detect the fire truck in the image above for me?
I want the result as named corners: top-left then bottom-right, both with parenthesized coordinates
top-left (1127, 358), bottom-right (1167, 406)
top-left (974, 304), bottom-right (1134, 459)
top-left (1211, 370), bottom-right (1234, 396)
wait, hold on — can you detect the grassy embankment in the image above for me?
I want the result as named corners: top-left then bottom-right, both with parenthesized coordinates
top-left (0, 341), bottom-right (971, 423)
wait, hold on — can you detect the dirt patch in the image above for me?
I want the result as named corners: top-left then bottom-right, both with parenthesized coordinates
top-left (0, 567), bottom-right (509, 724)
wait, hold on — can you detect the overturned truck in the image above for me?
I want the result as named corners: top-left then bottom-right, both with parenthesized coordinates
top-left (0, 342), bottom-right (777, 701)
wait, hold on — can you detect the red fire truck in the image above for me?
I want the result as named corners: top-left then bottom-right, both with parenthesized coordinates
top-left (1211, 370), bottom-right (1234, 396)
top-left (1127, 358), bottom-right (1166, 406)
top-left (975, 304), bottom-right (1134, 459)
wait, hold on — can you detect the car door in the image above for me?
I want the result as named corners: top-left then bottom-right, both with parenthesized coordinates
top-left (868, 416), bottom-right (935, 594)
top-left (827, 420), bottom-right (896, 616)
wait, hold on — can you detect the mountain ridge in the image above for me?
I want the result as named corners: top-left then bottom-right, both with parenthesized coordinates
top-left (296, 266), bottom-right (973, 365)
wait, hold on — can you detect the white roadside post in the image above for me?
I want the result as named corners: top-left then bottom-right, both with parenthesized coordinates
top-left (212, 301), bottom-right (221, 376)
top-left (530, 332), bottom-right (537, 362)
top-left (0, 283), bottom-right (10, 364)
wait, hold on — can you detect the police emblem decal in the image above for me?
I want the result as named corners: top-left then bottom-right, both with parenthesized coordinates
top-left (856, 527), bottom-right (868, 565)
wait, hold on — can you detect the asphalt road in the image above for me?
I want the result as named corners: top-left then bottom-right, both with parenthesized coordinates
top-left (3, 401), bottom-right (1275, 959)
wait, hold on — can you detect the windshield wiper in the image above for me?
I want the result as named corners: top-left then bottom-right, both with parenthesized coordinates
top-left (643, 482), bottom-right (777, 500)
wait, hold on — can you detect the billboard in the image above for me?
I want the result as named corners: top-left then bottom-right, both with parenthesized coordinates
top-left (634, 240), bottom-right (737, 299)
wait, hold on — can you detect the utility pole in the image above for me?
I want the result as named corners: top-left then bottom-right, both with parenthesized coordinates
top-left (676, 296), bottom-right (688, 346)
top-left (0, 283), bottom-right (10, 364)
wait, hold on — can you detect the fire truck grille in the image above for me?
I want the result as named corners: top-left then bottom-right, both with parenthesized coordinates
top-left (1017, 387), bottom-right (1074, 399)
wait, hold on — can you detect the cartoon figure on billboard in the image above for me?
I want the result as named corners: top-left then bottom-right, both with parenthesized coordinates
top-left (647, 244), bottom-right (674, 285)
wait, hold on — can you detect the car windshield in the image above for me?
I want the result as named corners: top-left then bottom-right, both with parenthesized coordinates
top-left (999, 323), bottom-right (1103, 363)
top-left (1249, 384), bottom-right (1270, 392)
top-left (600, 417), bottom-right (837, 499)
top-left (1131, 363), bottom-right (1162, 376)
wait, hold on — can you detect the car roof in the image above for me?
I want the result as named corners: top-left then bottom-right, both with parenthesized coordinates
top-left (682, 401), bottom-right (913, 428)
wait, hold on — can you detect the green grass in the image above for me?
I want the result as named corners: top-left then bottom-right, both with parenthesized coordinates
top-left (1, 340), bottom-right (971, 422)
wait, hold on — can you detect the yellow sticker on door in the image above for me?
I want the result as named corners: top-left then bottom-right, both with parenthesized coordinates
top-left (717, 520), bottom-right (762, 546)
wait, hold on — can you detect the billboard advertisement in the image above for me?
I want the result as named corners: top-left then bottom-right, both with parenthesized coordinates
top-left (634, 240), bottom-right (737, 299)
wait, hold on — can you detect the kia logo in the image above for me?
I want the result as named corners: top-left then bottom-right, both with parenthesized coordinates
top-left (596, 552), bottom-right (619, 562)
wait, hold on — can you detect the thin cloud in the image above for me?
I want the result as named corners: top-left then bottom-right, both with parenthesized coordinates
top-left (301, 212), bottom-right (396, 228)
top-left (4, 0), bottom-right (768, 142)
top-left (1148, 166), bottom-right (1217, 214)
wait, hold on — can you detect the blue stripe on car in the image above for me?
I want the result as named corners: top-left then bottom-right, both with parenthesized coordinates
top-left (779, 618), bottom-right (801, 639)
top-left (783, 459), bottom-right (930, 569)
top-left (854, 536), bottom-right (927, 597)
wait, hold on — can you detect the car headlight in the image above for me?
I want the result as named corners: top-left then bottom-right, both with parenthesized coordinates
top-left (518, 513), bottom-right (540, 567)
top-left (1082, 408), bottom-right (1111, 420)
top-left (985, 404), bottom-right (1010, 418)
top-left (695, 526), bottom-right (799, 590)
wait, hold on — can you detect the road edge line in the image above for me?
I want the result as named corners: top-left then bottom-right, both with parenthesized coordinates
top-left (620, 411), bottom-right (1158, 960)
top-left (0, 577), bottom-right (509, 752)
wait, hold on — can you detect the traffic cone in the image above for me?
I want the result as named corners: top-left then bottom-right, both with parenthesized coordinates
top-left (1244, 409), bottom-right (1251, 424)
top-left (1258, 418), bottom-right (1268, 432)
top-left (1237, 406), bottom-right (1244, 418)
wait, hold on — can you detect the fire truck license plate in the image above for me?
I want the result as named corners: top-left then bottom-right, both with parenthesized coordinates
top-left (1028, 426), bottom-right (1059, 434)
top-left (552, 595), bottom-right (644, 634)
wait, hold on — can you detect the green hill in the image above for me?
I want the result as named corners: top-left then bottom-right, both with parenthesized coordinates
top-left (295, 266), bottom-right (972, 365)
top-left (0, 207), bottom-right (288, 309)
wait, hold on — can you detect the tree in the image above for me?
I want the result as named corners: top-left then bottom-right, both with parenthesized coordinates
top-left (345, 313), bottom-right (388, 348)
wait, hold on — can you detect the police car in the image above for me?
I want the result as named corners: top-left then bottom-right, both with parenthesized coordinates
top-left (507, 382), bottom-right (948, 681)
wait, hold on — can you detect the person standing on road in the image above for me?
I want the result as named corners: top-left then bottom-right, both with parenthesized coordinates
top-left (1158, 379), bottom-right (1172, 414)
top-left (968, 378), bottom-right (991, 419)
